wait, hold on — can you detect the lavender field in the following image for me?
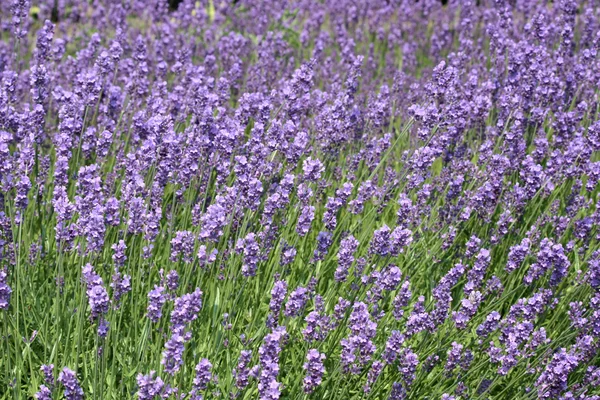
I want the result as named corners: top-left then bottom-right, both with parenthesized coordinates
top-left (1, 0), bottom-right (600, 399)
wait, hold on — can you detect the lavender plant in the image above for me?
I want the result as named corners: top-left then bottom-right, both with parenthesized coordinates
top-left (1, 0), bottom-right (600, 399)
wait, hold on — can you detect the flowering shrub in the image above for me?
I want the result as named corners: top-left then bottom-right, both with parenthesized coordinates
top-left (1, 0), bottom-right (600, 399)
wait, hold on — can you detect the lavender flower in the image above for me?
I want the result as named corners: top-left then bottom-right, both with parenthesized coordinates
top-left (364, 361), bottom-right (384, 393)
top-left (0, 268), bottom-right (11, 310)
top-left (506, 238), bottom-right (531, 273)
top-left (335, 235), bottom-right (359, 282)
top-left (111, 240), bottom-right (127, 267)
top-left (370, 225), bottom-right (391, 256)
top-left (233, 350), bottom-right (253, 390)
top-left (170, 231), bottom-right (195, 263)
top-left (476, 311), bottom-right (501, 337)
top-left (464, 236), bottom-right (481, 259)
top-left (197, 245), bottom-right (218, 268)
top-left (303, 349), bottom-right (326, 394)
top-left (258, 326), bottom-right (287, 400)
top-left (170, 288), bottom-right (203, 333)
top-left (136, 371), bottom-right (165, 399)
top-left (268, 280), bottom-right (288, 328)
top-left (524, 239), bottom-right (570, 286)
top-left (384, 330), bottom-right (406, 364)
top-left (445, 342), bottom-right (464, 374)
top-left (41, 364), bottom-right (54, 387)
top-left (406, 296), bottom-right (433, 336)
top-left (191, 358), bottom-right (213, 393)
top-left (34, 385), bottom-right (52, 400)
top-left (162, 333), bottom-right (186, 375)
top-left (110, 269), bottom-right (131, 308)
top-left (340, 302), bottom-right (377, 374)
top-left (58, 368), bottom-right (84, 400)
top-left (391, 227), bottom-right (413, 255)
top-left (302, 295), bottom-right (331, 342)
top-left (536, 349), bottom-right (579, 399)
top-left (280, 244), bottom-right (297, 266)
top-left (393, 280), bottom-right (412, 320)
top-left (296, 205), bottom-right (315, 236)
top-left (284, 286), bottom-right (309, 317)
top-left (452, 291), bottom-right (483, 329)
top-left (303, 157), bottom-right (324, 182)
top-left (199, 204), bottom-right (227, 242)
top-left (165, 270), bottom-right (179, 293)
top-left (147, 285), bottom-right (167, 323)
top-left (465, 248), bottom-right (490, 294)
top-left (82, 264), bottom-right (109, 322)
top-left (240, 232), bottom-right (260, 277)
top-left (313, 231), bottom-right (333, 261)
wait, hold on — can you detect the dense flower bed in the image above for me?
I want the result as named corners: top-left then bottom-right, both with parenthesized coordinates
top-left (1, 0), bottom-right (600, 399)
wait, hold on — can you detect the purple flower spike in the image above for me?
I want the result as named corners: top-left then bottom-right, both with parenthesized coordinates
top-left (58, 368), bottom-right (84, 400)
top-left (303, 349), bottom-right (326, 394)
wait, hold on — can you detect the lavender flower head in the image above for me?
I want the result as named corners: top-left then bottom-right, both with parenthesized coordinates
top-left (170, 288), bottom-right (203, 333)
top-left (268, 279), bottom-right (288, 328)
top-left (233, 350), bottom-right (253, 390)
top-left (303, 349), bottom-right (326, 394)
top-left (0, 268), bottom-right (11, 310)
top-left (340, 302), bottom-right (377, 374)
top-left (136, 371), bottom-right (165, 399)
top-left (162, 333), bottom-right (187, 375)
top-left (191, 358), bottom-right (213, 393)
top-left (258, 326), bottom-right (287, 400)
top-left (82, 264), bottom-right (109, 321)
top-left (58, 368), bottom-right (84, 400)
top-left (111, 240), bottom-right (127, 267)
top-left (370, 224), bottom-right (391, 256)
top-left (34, 385), bottom-right (52, 400)
top-left (285, 286), bottom-right (309, 317)
top-left (41, 364), bottom-right (54, 387)
top-left (147, 285), bottom-right (167, 323)
top-left (335, 235), bottom-right (359, 282)
top-left (303, 157), bottom-right (324, 182)
top-left (240, 232), bottom-right (260, 277)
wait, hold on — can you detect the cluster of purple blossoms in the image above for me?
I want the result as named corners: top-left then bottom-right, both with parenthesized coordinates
top-left (340, 302), bottom-right (377, 374)
top-left (58, 368), bottom-right (84, 400)
top-left (147, 285), bottom-right (167, 323)
top-left (197, 245), bottom-right (218, 269)
top-left (233, 350), bottom-right (254, 390)
top-left (239, 232), bottom-right (260, 277)
top-left (452, 290), bottom-right (483, 329)
top-left (258, 326), bottom-right (287, 400)
top-left (335, 235), bottom-right (359, 282)
top-left (190, 358), bottom-right (213, 397)
top-left (431, 263), bottom-right (465, 327)
top-left (296, 205), bottom-right (315, 237)
top-left (162, 288), bottom-right (203, 375)
top-left (169, 288), bottom-right (203, 333)
top-left (111, 240), bottom-right (127, 267)
top-left (303, 349), bottom-right (326, 394)
top-left (313, 231), bottom-right (333, 261)
top-left (171, 230), bottom-right (196, 263)
top-left (302, 157), bottom-right (324, 182)
top-left (267, 279), bottom-right (288, 328)
top-left (284, 286), bottom-right (309, 318)
top-left (0, 268), bottom-right (11, 310)
top-left (505, 238), bottom-right (531, 273)
top-left (524, 238), bottom-right (570, 286)
top-left (465, 248), bottom-right (491, 294)
top-left (136, 371), bottom-right (167, 400)
top-left (302, 295), bottom-right (332, 342)
top-left (35, 364), bottom-right (55, 400)
top-left (81, 264), bottom-right (110, 337)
